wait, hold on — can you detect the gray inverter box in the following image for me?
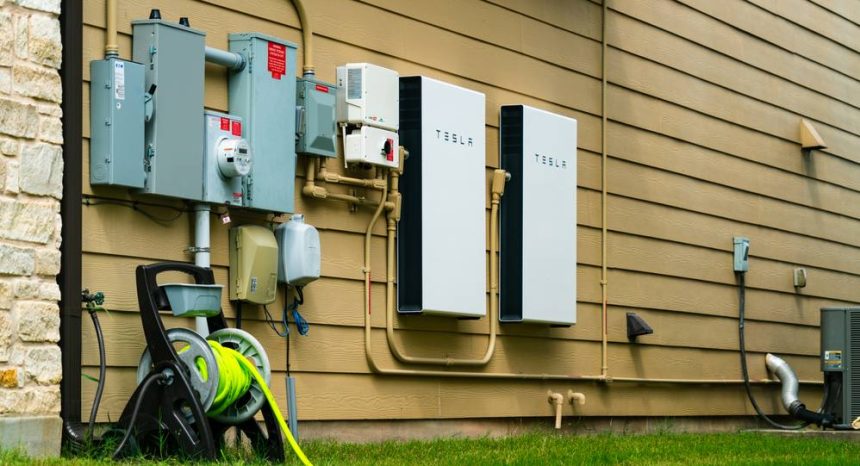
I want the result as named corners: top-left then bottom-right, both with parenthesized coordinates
top-left (89, 58), bottom-right (146, 188)
top-left (398, 76), bottom-right (486, 317)
top-left (499, 105), bottom-right (577, 325)
top-left (132, 19), bottom-right (205, 201)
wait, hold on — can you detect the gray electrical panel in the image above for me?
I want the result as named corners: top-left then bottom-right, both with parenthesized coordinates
top-left (132, 19), bottom-right (205, 201)
top-left (296, 78), bottom-right (337, 158)
top-left (89, 58), bottom-right (145, 188)
top-left (203, 111), bottom-right (251, 206)
top-left (820, 307), bottom-right (860, 425)
top-left (228, 33), bottom-right (297, 214)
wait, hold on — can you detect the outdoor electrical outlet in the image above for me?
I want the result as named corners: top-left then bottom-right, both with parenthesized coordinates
top-left (793, 267), bottom-right (808, 288)
top-left (733, 237), bottom-right (750, 273)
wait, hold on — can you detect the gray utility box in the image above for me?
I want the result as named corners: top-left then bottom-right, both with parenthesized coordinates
top-left (228, 33), bottom-right (297, 214)
top-left (203, 111), bottom-right (251, 206)
top-left (89, 58), bottom-right (146, 188)
top-left (132, 19), bottom-right (205, 201)
top-left (820, 307), bottom-right (860, 425)
top-left (296, 77), bottom-right (337, 158)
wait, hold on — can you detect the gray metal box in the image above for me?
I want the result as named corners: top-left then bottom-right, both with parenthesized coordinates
top-left (89, 58), bottom-right (146, 188)
top-left (820, 307), bottom-right (860, 425)
top-left (228, 33), bottom-right (297, 214)
top-left (132, 20), bottom-right (205, 201)
top-left (203, 111), bottom-right (249, 206)
top-left (296, 77), bottom-right (337, 158)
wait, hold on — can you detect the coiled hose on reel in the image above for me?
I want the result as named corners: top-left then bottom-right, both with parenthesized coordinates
top-left (126, 328), bottom-right (312, 465)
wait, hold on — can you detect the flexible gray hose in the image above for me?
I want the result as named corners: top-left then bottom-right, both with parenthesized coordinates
top-left (765, 353), bottom-right (799, 412)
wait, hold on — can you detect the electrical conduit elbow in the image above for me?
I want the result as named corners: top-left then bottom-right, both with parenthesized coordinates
top-left (568, 390), bottom-right (586, 407)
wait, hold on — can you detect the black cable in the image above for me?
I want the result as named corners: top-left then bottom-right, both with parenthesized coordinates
top-left (263, 304), bottom-right (289, 337)
top-left (737, 272), bottom-right (808, 430)
top-left (236, 301), bottom-right (242, 329)
top-left (86, 309), bottom-right (106, 443)
top-left (111, 371), bottom-right (167, 459)
top-left (82, 197), bottom-right (186, 225)
top-left (286, 287), bottom-right (291, 378)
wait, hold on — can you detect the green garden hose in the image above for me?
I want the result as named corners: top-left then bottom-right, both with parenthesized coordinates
top-left (185, 341), bottom-right (312, 465)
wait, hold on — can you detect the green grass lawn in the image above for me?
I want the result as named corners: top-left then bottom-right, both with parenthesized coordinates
top-left (3, 432), bottom-right (859, 465)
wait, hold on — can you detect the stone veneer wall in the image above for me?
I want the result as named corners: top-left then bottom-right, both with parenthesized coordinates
top-left (0, 0), bottom-right (64, 457)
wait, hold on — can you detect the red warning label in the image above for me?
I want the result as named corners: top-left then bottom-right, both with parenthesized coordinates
top-left (268, 42), bottom-right (286, 80)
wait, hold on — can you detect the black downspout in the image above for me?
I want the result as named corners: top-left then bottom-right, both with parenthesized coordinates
top-left (59, 0), bottom-right (85, 445)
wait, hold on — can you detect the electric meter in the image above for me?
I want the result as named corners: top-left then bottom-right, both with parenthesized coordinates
top-left (216, 137), bottom-right (252, 178)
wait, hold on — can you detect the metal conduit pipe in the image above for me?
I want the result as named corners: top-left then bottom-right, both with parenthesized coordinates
top-left (302, 157), bottom-right (393, 209)
top-left (289, 0), bottom-right (315, 77)
top-left (318, 159), bottom-right (387, 190)
top-left (205, 46), bottom-right (246, 71)
top-left (105, 0), bottom-right (118, 57)
top-left (599, 0), bottom-right (610, 380)
top-left (193, 204), bottom-right (211, 335)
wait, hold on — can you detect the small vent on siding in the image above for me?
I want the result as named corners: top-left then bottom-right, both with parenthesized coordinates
top-left (850, 312), bottom-right (860, 419)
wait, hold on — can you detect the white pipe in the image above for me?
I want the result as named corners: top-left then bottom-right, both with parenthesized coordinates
top-left (194, 204), bottom-right (211, 335)
top-left (548, 391), bottom-right (564, 429)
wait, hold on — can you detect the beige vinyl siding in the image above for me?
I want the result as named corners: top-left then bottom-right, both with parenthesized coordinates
top-left (79, 0), bottom-right (858, 423)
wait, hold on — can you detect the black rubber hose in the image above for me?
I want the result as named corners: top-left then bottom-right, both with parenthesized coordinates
top-left (87, 309), bottom-right (107, 443)
top-left (737, 272), bottom-right (808, 430)
top-left (112, 372), bottom-right (166, 459)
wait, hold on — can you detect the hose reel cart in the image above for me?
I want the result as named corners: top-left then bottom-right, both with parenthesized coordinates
top-left (114, 262), bottom-right (285, 460)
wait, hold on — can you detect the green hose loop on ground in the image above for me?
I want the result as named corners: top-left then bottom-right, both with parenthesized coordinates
top-left (180, 340), bottom-right (312, 465)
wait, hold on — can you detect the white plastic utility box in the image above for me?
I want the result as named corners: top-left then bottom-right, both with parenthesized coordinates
top-left (499, 105), bottom-right (577, 325)
top-left (397, 76), bottom-right (486, 317)
top-left (336, 63), bottom-right (399, 131)
top-left (336, 63), bottom-right (400, 168)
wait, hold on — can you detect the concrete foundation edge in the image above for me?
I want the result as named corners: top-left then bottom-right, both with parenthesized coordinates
top-left (297, 416), bottom-right (778, 443)
top-left (0, 415), bottom-right (62, 458)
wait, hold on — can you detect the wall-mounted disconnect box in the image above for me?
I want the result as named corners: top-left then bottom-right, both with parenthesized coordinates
top-left (203, 111), bottom-right (250, 206)
top-left (132, 19), bottom-right (205, 200)
top-left (229, 225), bottom-right (278, 304)
top-left (336, 63), bottom-right (399, 131)
top-left (499, 105), bottom-right (577, 325)
top-left (89, 58), bottom-right (146, 189)
top-left (343, 125), bottom-right (399, 168)
top-left (398, 76), bottom-right (486, 317)
top-left (296, 77), bottom-right (337, 158)
top-left (229, 33), bottom-right (297, 214)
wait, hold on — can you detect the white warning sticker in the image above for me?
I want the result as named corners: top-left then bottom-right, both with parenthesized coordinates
top-left (114, 61), bottom-right (125, 101)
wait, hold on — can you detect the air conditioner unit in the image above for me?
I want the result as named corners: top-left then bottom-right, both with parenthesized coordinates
top-left (820, 307), bottom-right (860, 425)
